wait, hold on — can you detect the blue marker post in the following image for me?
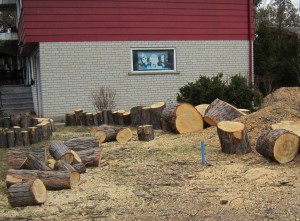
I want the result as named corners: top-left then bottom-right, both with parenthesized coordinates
top-left (200, 140), bottom-right (206, 165)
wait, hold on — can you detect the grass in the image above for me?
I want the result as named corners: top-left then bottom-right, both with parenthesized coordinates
top-left (0, 148), bottom-right (7, 195)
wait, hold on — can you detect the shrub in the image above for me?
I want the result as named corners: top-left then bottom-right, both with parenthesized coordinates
top-left (177, 74), bottom-right (262, 110)
top-left (91, 86), bottom-right (116, 111)
top-left (176, 73), bottom-right (227, 105)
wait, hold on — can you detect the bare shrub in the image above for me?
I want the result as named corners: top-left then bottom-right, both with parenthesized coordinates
top-left (91, 86), bottom-right (116, 111)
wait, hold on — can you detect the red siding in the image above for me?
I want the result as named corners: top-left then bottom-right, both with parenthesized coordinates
top-left (19, 0), bottom-right (254, 45)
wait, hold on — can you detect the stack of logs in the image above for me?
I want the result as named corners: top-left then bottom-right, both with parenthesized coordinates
top-left (0, 115), bottom-right (54, 148)
top-left (5, 137), bottom-right (102, 207)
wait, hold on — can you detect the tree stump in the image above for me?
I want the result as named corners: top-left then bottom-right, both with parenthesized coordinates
top-left (130, 105), bottom-right (144, 126)
top-left (96, 111), bottom-right (103, 125)
top-left (85, 113), bottom-right (94, 126)
top-left (64, 136), bottom-right (100, 151)
top-left (123, 111), bottom-right (131, 126)
top-left (76, 147), bottom-right (102, 167)
top-left (28, 127), bottom-right (38, 144)
top-left (150, 102), bottom-right (166, 129)
top-left (112, 111), bottom-right (119, 125)
top-left (93, 113), bottom-right (98, 126)
top-left (116, 127), bottom-right (133, 144)
top-left (141, 107), bottom-right (151, 125)
top-left (217, 121), bottom-right (251, 154)
top-left (137, 125), bottom-right (154, 141)
top-left (22, 131), bottom-right (30, 146)
top-left (0, 128), bottom-right (7, 148)
top-left (7, 179), bottom-right (47, 207)
top-left (117, 110), bottom-right (126, 125)
top-left (6, 130), bottom-right (15, 148)
top-left (3, 117), bottom-right (12, 128)
top-left (161, 103), bottom-right (204, 134)
top-left (21, 153), bottom-right (52, 171)
top-left (49, 140), bottom-right (74, 164)
top-left (74, 109), bottom-right (83, 126)
top-left (13, 126), bottom-right (23, 146)
top-left (256, 129), bottom-right (299, 164)
top-left (203, 98), bottom-right (246, 126)
top-left (20, 115), bottom-right (32, 128)
top-left (36, 124), bottom-right (43, 142)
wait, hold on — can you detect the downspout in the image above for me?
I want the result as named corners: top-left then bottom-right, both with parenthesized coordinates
top-left (248, 0), bottom-right (253, 82)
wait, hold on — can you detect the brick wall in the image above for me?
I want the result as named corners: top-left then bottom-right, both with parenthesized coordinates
top-left (37, 40), bottom-right (250, 118)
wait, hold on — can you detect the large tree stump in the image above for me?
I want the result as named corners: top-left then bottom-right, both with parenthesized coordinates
top-left (21, 153), bottom-right (52, 171)
top-left (28, 127), bottom-right (38, 144)
top-left (7, 179), bottom-right (47, 207)
top-left (49, 140), bottom-right (74, 164)
top-left (6, 130), bottom-right (15, 148)
top-left (137, 125), bottom-right (154, 141)
top-left (93, 113), bottom-right (98, 126)
top-left (20, 115), bottom-right (32, 128)
top-left (74, 109), bottom-right (83, 126)
top-left (64, 136), bottom-right (100, 151)
top-left (203, 98), bottom-right (246, 126)
top-left (85, 113), bottom-right (94, 126)
top-left (13, 126), bottom-right (23, 146)
top-left (36, 124), bottom-right (43, 142)
top-left (256, 129), bottom-right (299, 164)
top-left (116, 127), bottom-right (133, 144)
top-left (102, 109), bottom-right (114, 125)
top-left (161, 103), bottom-right (204, 134)
top-left (7, 147), bottom-right (46, 169)
top-left (141, 107), bottom-right (151, 125)
top-left (3, 117), bottom-right (12, 128)
top-left (0, 128), bottom-right (7, 148)
top-left (117, 110), bottom-right (126, 125)
top-left (22, 131), bottom-right (30, 146)
top-left (217, 121), bottom-right (251, 154)
top-left (123, 111), bottom-right (131, 126)
top-left (150, 102), bottom-right (166, 129)
top-left (65, 113), bottom-right (75, 126)
top-left (96, 111), bottom-right (103, 125)
top-left (76, 147), bottom-right (102, 167)
top-left (130, 105), bottom-right (144, 126)
top-left (112, 111), bottom-right (119, 125)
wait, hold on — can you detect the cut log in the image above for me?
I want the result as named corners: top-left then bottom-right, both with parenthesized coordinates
top-left (7, 147), bottom-right (46, 169)
top-left (0, 128), bottom-right (7, 148)
top-left (76, 147), bottom-right (102, 167)
top-left (123, 111), bottom-right (131, 126)
top-left (3, 116), bottom-right (12, 128)
top-left (47, 158), bottom-right (56, 169)
top-left (70, 150), bottom-right (82, 164)
top-left (93, 113), bottom-right (98, 126)
top-left (161, 103), bottom-right (204, 134)
top-left (21, 130), bottom-right (30, 146)
top-left (49, 140), bottom-right (74, 164)
top-left (102, 109), bottom-right (113, 125)
top-left (96, 111), bottom-right (103, 125)
top-left (72, 163), bottom-right (86, 174)
top-left (217, 121), bottom-right (251, 154)
top-left (85, 113), bottom-right (94, 126)
top-left (36, 124), bottom-right (43, 142)
top-left (270, 121), bottom-right (300, 137)
top-left (21, 153), bottom-right (52, 171)
top-left (130, 105), bottom-right (144, 126)
top-left (116, 127), bottom-right (133, 144)
top-left (137, 125), bottom-right (154, 141)
top-left (6, 130), bottom-right (15, 148)
top-left (95, 128), bottom-right (118, 143)
top-left (195, 104), bottom-right (209, 117)
top-left (117, 110), bottom-right (126, 125)
top-left (28, 127), bottom-right (38, 144)
top-left (6, 169), bottom-right (38, 188)
top-left (20, 115), bottom-right (32, 128)
top-left (74, 109), bottom-right (84, 126)
top-left (13, 126), bottom-right (23, 146)
top-left (256, 129), bottom-right (300, 164)
top-left (64, 136), bottom-right (100, 151)
top-left (112, 111), bottom-right (119, 125)
top-left (141, 107), bottom-right (151, 125)
top-left (203, 98), bottom-right (246, 126)
top-left (238, 109), bottom-right (251, 115)
top-left (65, 113), bottom-right (75, 126)
top-left (54, 160), bottom-right (76, 172)
top-left (150, 102), bottom-right (166, 129)
top-left (7, 179), bottom-right (47, 207)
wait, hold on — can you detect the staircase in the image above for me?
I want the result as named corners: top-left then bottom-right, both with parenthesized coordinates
top-left (0, 85), bottom-right (34, 114)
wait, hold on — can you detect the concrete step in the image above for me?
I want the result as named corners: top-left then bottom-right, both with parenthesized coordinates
top-left (1, 93), bottom-right (32, 99)
top-left (2, 107), bottom-right (35, 115)
top-left (0, 85), bottom-right (32, 94)
top-left (2, 97), bottom-right (34, 104)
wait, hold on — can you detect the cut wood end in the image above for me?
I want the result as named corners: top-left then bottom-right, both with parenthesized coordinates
top-left (95, 131), bottom-right (106, 143)
top-left (123, 111), bottom-right (130, 116)
top-left (271, 121), bottom-right (300, 137)
top-left (203, 116), bottom-right (217, 127)
top-left (47, 158), bottom-right (56, 169)
top-left (195, 104), bottom-right (209, 117)
top-left (32, 179), bottom-right (47, 203)
top-left (142, 106), bottom-right (151, 110)
top-left (117, 110), bottom-right (126, 113)
top-left (274, 133), bottom-right (299, 164)
top-left (74, 109), bottom-right (83, 112)
top-left (70, 171), bottom-right (80, 187)
top-left (150, 102), bottom-right (166, 109)
top-left (60, 153), bottom-right (74, 164)
top-left (71, 150), bottom-right (82, 164)
top-left (6, 175), bottom-right (22, 187)
top-left (116, 128), bottom-right (133, 144)
top-left (90, 128), bottom-right (98, 136)
top-left (175, 103), bottom-right (204, 133)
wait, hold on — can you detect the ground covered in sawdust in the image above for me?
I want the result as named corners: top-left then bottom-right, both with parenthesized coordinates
top-left (0, 87), bottom-right (300, 221)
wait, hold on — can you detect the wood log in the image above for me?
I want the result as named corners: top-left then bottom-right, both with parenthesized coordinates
top-left (41, 122), bottom-right (49, 139)
top-left (6, 169), bottom-right (79, 190)
top-left (3, 116), bottom-right (12, 128)
top-left (102, 110), bottom-right (113, 125)
top-left (21, 153), bottom-right (52, 171)
top-left (6, 130), bottom-right (15, 148)
top-left (238, 109), bottom-right (251, 115)
top-left (47, 158), bottom-right (56, 169)
top-left (95, 128), bottom-right (117, 143)
top-left (270, 121), bottom-right (300, 137)
top-left (20, 115), bottom-right (32, 128)
top-left (28, 127), bottom-right (38, 144)
top-left (64, 136), bottom-right (100, 151)
top-left (7, 179), bottom-right (47, 207)
top-left (150, 102), bottom-right (166, 130)
top-left (93, 113), bottom-right (98, 126)
top-left (96, 111), bottom-right (103, 125)
top-left (85, 113), bottom-right (94, 126)
top-left (31, 118), bottom-right (39, 127)
top-left (21, 130), bottom-right (29, 146)
top-left (112, 111), bottom-right (119, 125)
top-left (82, 112), bottom-right (87, 125)
top-left (130, 105), bottom-right (144, 126)
top-left (0, 128), bottom-right (7, 148)
top-left (65, 113), bottom-right (76, 126)
top-left (116, 127), bottom-right (133, 144)
top-left (70, 150), bottom-right (82, 164)
top-left (10, 115), bottom-right (20, 127)
top-left (141, 107), bottom-right (151, 125)
top-left (7, 147), bottom-right (46, 169)
top-left (49, 140), bottom-right (74, 164)
top-left (117, 110), bottom-right (126, 125)
top-left (74, 109), bottom-right (84, 126)
top-left (77, 147), bottom-right (102, 167)
top-left (161, 103), bottom-right (204, 134)
top-left (36, 124), bottom-right (43, 142)
top-left (256, 129), bottom-right (299, 164)
top-left (123, 111), bottom-right (131, 126)
top-left (217, 121), bottom-right (251, 154)
top-left (72, 163), bottom-right (86, 174)
top-left (137, 125), bottom-right (155, 141)
top-left (195, 104), bottom-right (209, 117)
top-left (54, 160), bottom-right (76, 172)
top-left (203, 98), bottom-right (246, 126)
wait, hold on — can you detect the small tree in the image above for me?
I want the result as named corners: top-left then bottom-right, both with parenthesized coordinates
top-left (91, 86), bottom-right (116, 111)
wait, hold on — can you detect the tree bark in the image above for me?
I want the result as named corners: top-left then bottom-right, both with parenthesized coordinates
top-left (95, 128), bottom-right (118, 143)
top-left (217, 121), bottom-right (251, 154)
top-left (256, 129), bottom-right (299, 164)
top-left (54, 160), bottom-right (76, 172)
top-left (130, 105), bottom-right (144, 126)
top-left (76, 147), bottom-right (102, 167)
top-left (49, 140), bottom-right (74, 164)
top-left (21, 153), bottom-right (52, 171)
top-left (150, 102), bottom-right (166, 130)
top-left (203, 98), bottom-right (246, 126)
top-left (137, 125), bottom-right (154, 141)
top-left (270, 121), bottom-right (300, 137)
top-left (3, 117), bottom-right (12, 128)
top-left (72, 163), bottom-right (86, 174)
top-left (116, 127), bottom-right (133, 144)
top-left (6, 130), bottom-right (14, 148)
top-left (64, 136), bottom-right (100, 151)
top-left (7, 179), bottom-right (47, 207)
top-left (20, 115), bottom-right (32, 128)
top-left (117, 110), bottom-right (126, 126)
top-left (85, 113), bottom-right (94, 126)
top-left (28, 127), bottom-right (38, 144)
top-left (141, 107), bottom-right (151, 125)
top-left (74, 109), bottom-right (84, 126)
top-left (93, 113), bottom-right (98, 126)
top-left (0, 128), bottom-right (7, 148)
top-left (21, 130), bottom-right (30, 146)
top-left (96, 111), bottom-right (103, 125)
top-left (123, 111), bottom-right (131, 126)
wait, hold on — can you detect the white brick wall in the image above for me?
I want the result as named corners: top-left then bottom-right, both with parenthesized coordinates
top-left (37, 40), bottom-right (250, 118)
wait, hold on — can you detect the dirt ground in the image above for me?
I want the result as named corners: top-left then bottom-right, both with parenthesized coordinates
top-left (0, 87), bottom-right (300, 221)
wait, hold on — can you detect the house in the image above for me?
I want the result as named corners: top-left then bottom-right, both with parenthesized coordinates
top-left (14, 0), bottom-right (254, 119)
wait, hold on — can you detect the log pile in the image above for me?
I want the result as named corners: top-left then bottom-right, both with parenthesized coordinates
top-left (0, 115), bottom-right (54, 148)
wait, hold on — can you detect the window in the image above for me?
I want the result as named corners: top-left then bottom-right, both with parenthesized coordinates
top-left (131, 48), bottom-right (176, 73)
